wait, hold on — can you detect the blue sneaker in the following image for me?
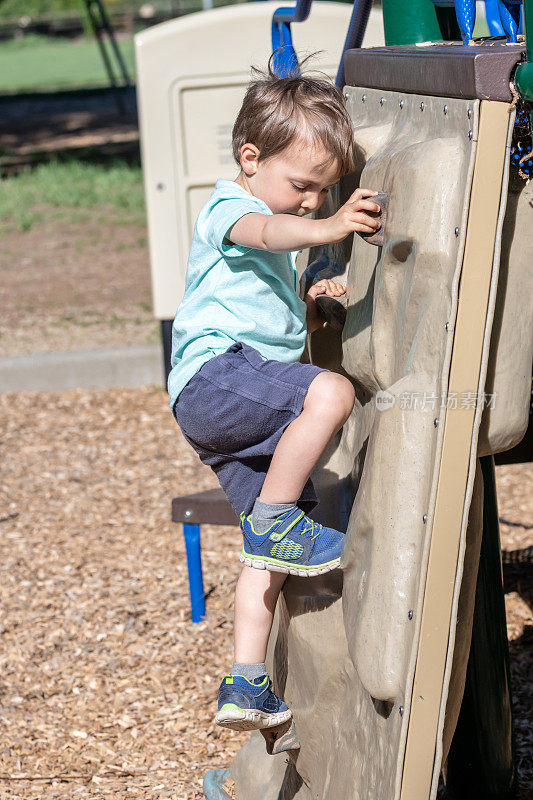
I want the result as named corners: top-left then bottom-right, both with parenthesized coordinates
top-left (239, 507), bottom-right (344, 576)
top-left (215, 675), bottom-right (292, 731)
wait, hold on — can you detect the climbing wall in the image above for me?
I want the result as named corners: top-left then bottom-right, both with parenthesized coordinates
top-left (231, 46), bottom-right (532, 800)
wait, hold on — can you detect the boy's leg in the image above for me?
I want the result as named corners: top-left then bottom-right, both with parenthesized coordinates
top-left (233, 371), bottom-right (355, 667)
top-left (217, 369), bottom-right (355, 730)
top-left (215, 567), bottom-right (290, 730)
top-left (259, 370), bottom-right (355, 503)
top-left (234, 565), bottom-right (286, 664)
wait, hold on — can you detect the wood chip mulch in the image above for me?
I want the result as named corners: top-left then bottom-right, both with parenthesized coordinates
top-left (0, 386), bottom-right (530, 799)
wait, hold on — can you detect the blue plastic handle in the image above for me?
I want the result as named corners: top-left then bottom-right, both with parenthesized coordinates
top-left (455, 0), bottom-right (477, 44)
top-left (485, 0), bottom-right (506, 35)
top-left (498, 0), bottom-right (523, 42)
top-left (335, 0), bottom-right (373, 87)
top-left (271, 0), bottom-right (313, 76)
top-left (453, 0), bottom-right (523, 43)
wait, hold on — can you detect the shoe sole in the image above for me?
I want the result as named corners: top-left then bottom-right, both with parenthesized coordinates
top-left (240, 551), bottom-right (341, 577)
top-left (215, 707), bottom-right (292, 731)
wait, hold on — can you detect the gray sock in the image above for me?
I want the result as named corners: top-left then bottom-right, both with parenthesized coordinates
top-left (231, 662), bottom-right (268, 682)
top-left (251, 498), bottom-right (295, 535)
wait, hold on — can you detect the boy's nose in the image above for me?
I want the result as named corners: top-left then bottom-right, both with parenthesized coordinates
top-left (302, 193), bottom-right (321, 212)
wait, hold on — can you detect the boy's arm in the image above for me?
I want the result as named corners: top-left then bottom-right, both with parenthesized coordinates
top-left (230, 212), bottom-right (324, 253)
top-left (228, 188), bottom-right (381, 253)
top-left (305, 294), bottom-right (325, 334)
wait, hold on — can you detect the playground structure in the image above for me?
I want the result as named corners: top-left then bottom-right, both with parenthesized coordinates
top-left (136, 1), bottom-right (532, 798)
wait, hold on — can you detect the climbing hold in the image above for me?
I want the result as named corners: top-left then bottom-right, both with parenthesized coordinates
top-left (359, 192), bottom-right (389, 247)
top-left (260, 719), bottom-right (301, 755)
top-left (315, 292), bottom-right (347, 331)
top-left (203, 768), bottom-right (234, 800)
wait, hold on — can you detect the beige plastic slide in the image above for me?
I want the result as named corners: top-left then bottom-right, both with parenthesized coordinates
top-left (230, 88), bottom-right (532, 799)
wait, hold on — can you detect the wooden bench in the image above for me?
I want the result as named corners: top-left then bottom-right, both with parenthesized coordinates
top-left (172, 488), bottom-right (239, 622)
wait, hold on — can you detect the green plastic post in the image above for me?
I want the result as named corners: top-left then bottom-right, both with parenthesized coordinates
top-left (515, 0), bottom-right (533, 106)
top-left (382, 0), bottom-right (442, 45)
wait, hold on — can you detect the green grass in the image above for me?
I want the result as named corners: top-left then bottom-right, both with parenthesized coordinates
top-left (0, 34), bottom-right (135, 92)
top-left (0, 159), bottom-right (145, 231)
top-left (0, 0), bottom-right (90, 15)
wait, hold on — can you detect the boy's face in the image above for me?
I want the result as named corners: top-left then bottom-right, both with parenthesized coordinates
top-left (238, 138), bottom-right (341, 216)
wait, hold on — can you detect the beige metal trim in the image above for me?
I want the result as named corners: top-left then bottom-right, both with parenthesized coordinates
top-left (399, 100), bottom-right (512, 800)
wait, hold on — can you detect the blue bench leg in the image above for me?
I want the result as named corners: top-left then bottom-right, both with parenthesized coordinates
top-left (183, 523), bottom-right (206, 622)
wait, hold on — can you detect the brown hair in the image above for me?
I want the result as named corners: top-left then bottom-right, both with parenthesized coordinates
top-left (232, 54), bottom-right (354, 176)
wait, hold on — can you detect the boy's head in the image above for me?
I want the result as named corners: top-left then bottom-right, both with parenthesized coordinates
top-left (232, 60), bottom-right (354, 215)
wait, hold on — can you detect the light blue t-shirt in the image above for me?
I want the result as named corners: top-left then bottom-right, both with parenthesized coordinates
top-left (167, 179), bottom-right (308, 409)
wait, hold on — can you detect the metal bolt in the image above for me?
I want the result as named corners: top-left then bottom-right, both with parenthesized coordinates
top-left (454, 227), bottom-right (459, 237)
top-left (467, 108), bottom-right (472, 118)
top-left (399, 98), bottom-right (404, 109)
top-left (423, 514), bottom-right (428, 524)
top-left (434, 418), bottom-right (439, 427)
top-left (408, 610), bottom-right (413, 620)
top-left (380, 97), bottom-right (384, 106)
top-left (443, 104), bottom-right (448, 115)
top-left (445, 322), bottom-right (449, 331)
top-left (468, 130), bottom-right (473, 140)
top-left (156, 182), bottom-right (165, 191)
top-left (344, 91), bottom-right (349, 100)
top-left (184, 509), bottom-right (193, 518)
top-left (420, 101), bottom-right (424, 111)
top-left (399, 706), bottom-right (404, 716)
top-left (362, 94), bottom-right (367, 103)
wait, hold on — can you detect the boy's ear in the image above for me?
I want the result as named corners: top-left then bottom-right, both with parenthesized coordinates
top-left (240, 143), bottom-right (260, 176)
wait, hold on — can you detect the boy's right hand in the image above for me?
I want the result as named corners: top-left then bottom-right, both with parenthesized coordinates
top-left (319, 189), bottom-right (381, 243)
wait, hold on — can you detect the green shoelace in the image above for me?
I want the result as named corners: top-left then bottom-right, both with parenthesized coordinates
top-left (299, 518), bottom-right (323, 541)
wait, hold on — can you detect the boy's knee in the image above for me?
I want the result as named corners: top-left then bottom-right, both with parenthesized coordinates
top-left (304, 372), bottom-right (355, 422)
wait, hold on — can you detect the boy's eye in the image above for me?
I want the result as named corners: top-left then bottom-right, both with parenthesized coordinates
top-left (291, 183), bottom-right (331, 194)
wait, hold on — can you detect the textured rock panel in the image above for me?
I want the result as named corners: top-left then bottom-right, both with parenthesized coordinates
top-left (232, 88), bottom-right (520, 800)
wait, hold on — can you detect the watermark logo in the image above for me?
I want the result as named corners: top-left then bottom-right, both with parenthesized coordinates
top-left (374, 390), bottom-right (497, 412)
top-left (375, 390), bottom-right (396, 412)
top-left (398, 391), bottom-right (497, 411)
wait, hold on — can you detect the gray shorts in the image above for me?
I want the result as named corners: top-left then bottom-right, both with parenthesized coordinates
top-left (173, 341), bottom-right (328, 516)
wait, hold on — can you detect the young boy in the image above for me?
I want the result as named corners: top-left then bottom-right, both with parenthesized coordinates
top-left (169, 66), bottom-right (380, 732)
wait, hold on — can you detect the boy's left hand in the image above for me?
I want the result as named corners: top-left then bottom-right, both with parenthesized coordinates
top-left (306, 279), bottom-right (346, 302)
top-left (304, 280), bottom-right (346, 333)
